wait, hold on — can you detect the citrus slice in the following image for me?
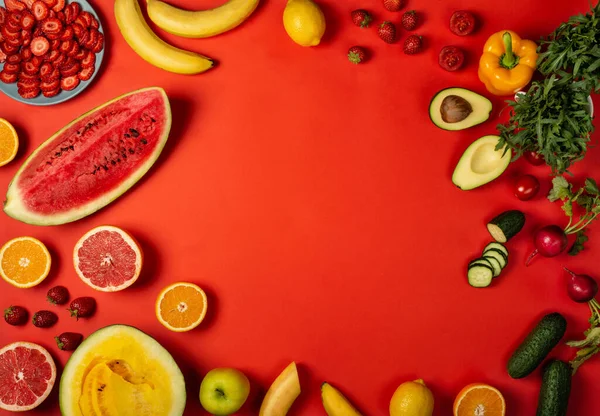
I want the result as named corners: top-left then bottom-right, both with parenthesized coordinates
top-left (0, 342), bottom-right (57, 411)
top-left (0, 118), bottom-right (18, 167)
top-left (0, 237), bottom-right (51, 288)
top-left (453, 383), bottom-right (506, 416)
top-left (73, 225), bottom-right (143, 292)
top-left (156, 282), bottom-right (207, 332)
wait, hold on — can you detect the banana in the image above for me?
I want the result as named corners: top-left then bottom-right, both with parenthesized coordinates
top-left (321, 382), bottom-right (363, 416)
top-left (259, 362), bottom-right (301, 416)
top-left (146, 0), bottom-right (260, 38)
top-left (114, 0), bottom-right (214, 74)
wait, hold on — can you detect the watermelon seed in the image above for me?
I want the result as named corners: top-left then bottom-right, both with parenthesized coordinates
top-left (140, 139), bottom-right (147, 145)
top-left (129, 128), bottom-right (139, 137)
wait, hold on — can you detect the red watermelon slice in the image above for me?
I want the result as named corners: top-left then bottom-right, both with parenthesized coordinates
top-left (3, 87), bottom-right (171, 225)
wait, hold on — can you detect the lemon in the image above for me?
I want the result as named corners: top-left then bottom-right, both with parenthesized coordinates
top-left (283, 0), bottom-right (326, 47)
top-left (389, 379), bottom-right (434, 416)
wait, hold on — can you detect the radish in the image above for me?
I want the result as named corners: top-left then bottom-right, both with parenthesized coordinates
top-left (564, 267), bottom-right (599, 303)
top-left (525, 225), bottom-right (568, 266)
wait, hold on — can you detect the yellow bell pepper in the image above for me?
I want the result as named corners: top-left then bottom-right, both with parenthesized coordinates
top-left (478, 30), bottom-right (538, 96)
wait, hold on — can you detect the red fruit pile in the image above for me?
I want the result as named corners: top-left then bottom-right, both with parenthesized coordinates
top-left (0, 0), bottom-right (104, 99)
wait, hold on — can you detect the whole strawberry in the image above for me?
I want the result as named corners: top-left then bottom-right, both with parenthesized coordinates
top-left (348, 46), bottom-right (366, 64)
top-left (47, 285), bottom-right (69, 305)
top-left (402, 10), bottom-right (418, 30)
top-left (378, 21), bottom-right (396, 44)
top-left (55, 332), bottom-right (84, 351)
top-left (351, 9), bottom-right (372, 28)
top-left (403, 34), bottom-right (423, 54)
top-left (68, 297), bottom-right (96, 320)
top-left (383, 0), bottom-right (403, 12)
top-left (4, 306), bottom-right (28, 326)
top-left (32, 310), bottom-right (58, 328)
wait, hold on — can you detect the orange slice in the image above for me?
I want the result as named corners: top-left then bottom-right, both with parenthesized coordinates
top-left (155, 282), bottom-right (207, 332)
top-left (453, 383), bottom-right (505, 416)
top-left (0, 119), bottom-right (18, 167)
top-left (0, 237), bottom-right (51, 288)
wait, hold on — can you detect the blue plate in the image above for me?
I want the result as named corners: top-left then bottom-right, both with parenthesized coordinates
top-left (0, 0), bottom-right (104, 106)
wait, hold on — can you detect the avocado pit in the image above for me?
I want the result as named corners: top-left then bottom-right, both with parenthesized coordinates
top-left (441, 95), bottom-right (473, 123)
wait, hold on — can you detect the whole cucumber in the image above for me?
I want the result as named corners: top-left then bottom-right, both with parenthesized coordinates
top-left (536, 360), bottom-right (572, 416)
top-left (507, 312), bottom-right (567, 379)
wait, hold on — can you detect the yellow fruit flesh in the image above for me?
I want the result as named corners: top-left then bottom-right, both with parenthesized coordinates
top-left (0, 237), bottom-right (51, 288)
top-left (390, 379), bottom-right (434, 416)
top-left (0, 119), bottom-right (18, 167)
top-left (61, 328), bottom-right (183, 416)
top-left (146, 0), bottom-right (260, 38)
top-left (259, 362), bottom-right (301, 416)
top-left (321, 383), bottom-right (362, 416)
top-left (283, 0), bottom-right (326, 47)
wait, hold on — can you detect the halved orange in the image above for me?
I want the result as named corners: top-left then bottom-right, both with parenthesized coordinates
top-left (0, 237), bottom-right (51, 288)
top-left (0, 119), bottom-right (18, 167)
top-left (155, 282), bottom-right (207, 332)
top-left (453, 383), bottom-right (505, 416)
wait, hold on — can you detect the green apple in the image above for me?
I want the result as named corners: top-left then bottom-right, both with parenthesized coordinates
top-left (199, 368), bottom-right (251, 415)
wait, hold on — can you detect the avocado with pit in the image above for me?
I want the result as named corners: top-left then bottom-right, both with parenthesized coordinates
top-left (429, 87), bottom-right (492, 131)
top-left (452, 135), bottom-right (511, 190)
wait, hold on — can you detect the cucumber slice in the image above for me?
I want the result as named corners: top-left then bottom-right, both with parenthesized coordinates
top-left (484, 242), bottom-right (508, 257)
top-left (487, 210), bottom-right (525, 243)
top-left (484, 249), bottom-right (507, 269)
top-left (467, 265), bottom-right (493, 288)
top-left (469, 257), bottom-right (494, 268)
top-left (481, 256), bottom-right (502, 277)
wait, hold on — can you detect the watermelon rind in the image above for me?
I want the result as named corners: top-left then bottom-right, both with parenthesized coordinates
top-left (3, 87), bottom-right (172, 226)
top-left (59, 324), bottom-right (186, 416)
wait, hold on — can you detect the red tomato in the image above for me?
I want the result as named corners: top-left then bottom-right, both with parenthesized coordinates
top-left (514, 174), bottom-right (540, 201)
top-left (523, 151), bottom-right (545, 166)
top-left (449, 11), bottom-right (476, 36)
top-left (438, 46), bottom-right (465, 71)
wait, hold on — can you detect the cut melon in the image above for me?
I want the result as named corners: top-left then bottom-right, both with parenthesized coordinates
top-left (4, 87), bottom-right (171, 226)
top-left (59, 325), bottom-right (186, 416)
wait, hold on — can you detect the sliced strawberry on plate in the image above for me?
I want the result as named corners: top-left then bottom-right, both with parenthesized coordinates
top-left (60, 74), bottom-right (78, 90)
top-left (60, 61), bottom-right (79, 76)
top-left (17, 78), bottom-right (40, 90)
top-left (5, 36), bottom-right (22, 48)
top-left (80, 50), bottom-right (94, 67)
top-left (60, 25), bottom-right (73, 40)
top-left (9, 10), bottom-right (23, 25)
top-left (18, 71), bottom-right (38, 80)
top-left (30, 55), bottom-right (42, 66)
top-left (30, 36), bottom-right (49, 56)
top-left (0, 70), bottom-right (18, 83)
top-left (18, 87), bottom-right (40, 98)
top-left (39, 61), bottom-right (52, 78)
top-left (3, 62), bottom-right (20, 73)
top-left (45, 49), bottom-right (59, 61)
top-left (92, 33), bottom-right (103, 53)
top-left (40, 77), bottom-right (58, 91)
top-left (42, 87), bottom-right (59, 97)
top-left (1, 26), bottom-right (17, 41)
top-left (56, 11), bottom-right (65, 22)
top-left (58, 38), bottom-right (71, 54)
top-left (5, 0), bottom-right (26, 12)
top-left (52, 52), bottom-right (66, 66)
top-left (73, 48), bottom-right (85, 60)
top-left (41, 0), bottom-right (57, 8)
top-left (72, 23), bottom-right (83, 38)
top-left (0, 7), bottom-right (7, 25)
top-left (67, 41), bottom-right (79, 57)
top-left (73, 14), bottom-right (87, 29)
top-left (22, 59), bottom-right (39, 74)
top-left (90, 16), bottom-right (99, 30)
top-left (6, 17), bottom-right (22, 32)
top-left (20, 11), bottom-right (35, 29)
top-left (0, 50), bottom-right (6, 63)
top-left (50, 38), bottom-right (60, 50)
top-left (31, 0), bottom-right (48, 20)
top-left (77, 65), bottom-right (93, 81)
top-left (7, 54), bottom-right (21, 64)
top-left (20, 46), bottom-right (32, 60)
top-left (22, 0), bottom-right (35, 9)
top-left (52, 0), bottom-right (65, 12)
top-left (76, 29), bottom-right (88, 46)
top-left (84, 28), bottom-right (97, 49)
top-left (41, 17), bottom-right (61, 33)
top-left (21, 29), bottom-right (32, 46)
top-left (0, 42), bottom-right (19, 54)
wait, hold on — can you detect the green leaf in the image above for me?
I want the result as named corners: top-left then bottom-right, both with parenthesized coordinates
top-left (585, 178), bottom-right (600, 195)
top-left (562, 201), bottom-right (574, 217)
top-left (548, 176), bottom-right (572, 201)
top-left (568, 229), bottom-right (588, 255)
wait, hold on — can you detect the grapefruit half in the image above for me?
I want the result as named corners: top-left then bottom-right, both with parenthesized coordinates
top-left (73, 225), bottom-right (143, 292)
top-left (0, 342), bottom-right (57, 411)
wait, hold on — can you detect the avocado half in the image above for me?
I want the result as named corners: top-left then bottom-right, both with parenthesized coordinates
top-left (452, 135), bottom-right (511, 190)
top-left (429, 87), bottom-right (492, 131)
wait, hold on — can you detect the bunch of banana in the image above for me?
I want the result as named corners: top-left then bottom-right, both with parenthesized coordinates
top-left (114, 0), bottom-right (260, 74)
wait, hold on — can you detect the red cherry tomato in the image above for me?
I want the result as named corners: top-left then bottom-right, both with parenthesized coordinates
top-left (438, 46), bottom-right (465, 71)
top-left (523, 151), bottom-right (545, 166)
top-left (449, 11), bottom-right (476, 36)
top-left (514, 174), bottom-right (540, 201)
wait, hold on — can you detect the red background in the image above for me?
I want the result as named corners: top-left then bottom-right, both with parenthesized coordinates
top-left (1, 0), bottom-right (599, 414)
